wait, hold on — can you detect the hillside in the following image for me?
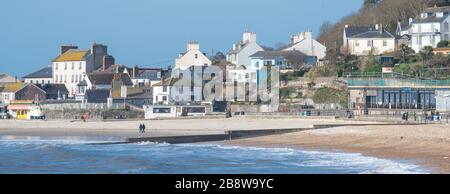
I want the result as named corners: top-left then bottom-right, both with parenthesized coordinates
top-left (317, 0), bottom-right (450, 51)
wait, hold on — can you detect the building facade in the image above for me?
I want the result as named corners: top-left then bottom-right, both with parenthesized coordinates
top-left (344, 24), bottom-right (396, 56)
top-left (52, 44), bottom-right (113, 97)
top-left (175, 42), bottom-right (211, 71)
top-left (227, 31), bottom-right (265, 67)
top-left (409, 6), bottom-right (450, 53)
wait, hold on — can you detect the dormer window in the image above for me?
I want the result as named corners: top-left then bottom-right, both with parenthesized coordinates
top-left (436, 12), bottom-right (444, 18)
top-left (421, 13), bottom-right (428, 18)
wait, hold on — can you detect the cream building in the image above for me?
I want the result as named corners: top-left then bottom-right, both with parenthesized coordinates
top-left (174, 42), bottom-right (211, 71)
top-left (51, 44), bottom-right (113, 97)
top-left (344, 24), bottom-right (396, 56)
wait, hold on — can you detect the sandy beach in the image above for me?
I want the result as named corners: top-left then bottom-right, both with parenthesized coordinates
top-left (0, 118), bottom-right (361, 138)
top-left (227, 124), bottom-right (450, 173)
top-left (2, 118), bottom-right (449, 173)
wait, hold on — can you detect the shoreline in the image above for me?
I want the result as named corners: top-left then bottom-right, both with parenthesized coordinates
top-left (225, 124), bottom-right (450, 174)
top-left (2, 118), bottom-right (449, 173)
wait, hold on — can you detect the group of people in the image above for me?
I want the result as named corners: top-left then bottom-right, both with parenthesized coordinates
top-left (139, 123), bottom-right (146, 134)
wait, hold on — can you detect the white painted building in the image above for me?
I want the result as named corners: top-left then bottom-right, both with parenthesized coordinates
top-left (409, 6), bottom-right (450, 53)
top-left (174, 42), bottom-right (211, 71)
top-left (343, 24), bottom-right (396, 56)
top-left (51, 44), bottom-right (112, 97)
top-left (279, 31), bottom-right (327, 60)
top-left (152, 77), bottom-right (203, 105)
top-left (227, 31), bottom-right (265, 67)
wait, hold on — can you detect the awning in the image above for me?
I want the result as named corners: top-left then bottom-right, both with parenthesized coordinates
top-left (7, 104), bottom-right (32, 111)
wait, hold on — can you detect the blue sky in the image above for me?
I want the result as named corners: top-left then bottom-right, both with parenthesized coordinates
top-left (0, 0), bottom-right (362, 77)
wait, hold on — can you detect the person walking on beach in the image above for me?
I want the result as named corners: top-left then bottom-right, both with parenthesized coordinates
top-left (142, 123), bottom-right (146, 133)
top-left (138, 123), bottom-right (143, 134)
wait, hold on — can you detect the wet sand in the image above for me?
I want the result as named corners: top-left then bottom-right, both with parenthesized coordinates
top-left (227, 124), bottom-right (450, 174)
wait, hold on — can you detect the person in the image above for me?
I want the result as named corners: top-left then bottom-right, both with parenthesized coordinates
top-left (142, 123), bottom-right (146, 133)
top-left (413, 112), bottom-right (417, 122)
top-left (138, 123), bottom-right (143, 133)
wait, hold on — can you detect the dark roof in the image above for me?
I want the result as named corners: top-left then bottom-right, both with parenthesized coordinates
top-left (135, 68), bottom-right (162, 80)
top-left (345, 26), bottom-right (375, 37)
top-left (87, 73), bottom-right (133, 86)
top-left (86, 89), bottom-right (110, 103)
top-left (36, 84), bottom-right (69, 95)
top-left (250, 50), bottom-right (308, 59)
top-left (350, 31), bottom-right (395, 39)
top-left (412, 6), bottom-right (450, 24)
top-left (23, 66), bottom-right (52, 79)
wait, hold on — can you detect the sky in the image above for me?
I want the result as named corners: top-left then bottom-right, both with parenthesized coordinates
top-left (0, 0), bottom-right (362, 77)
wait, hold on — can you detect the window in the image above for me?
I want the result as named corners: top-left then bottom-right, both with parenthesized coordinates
top-left (60, 75), bottom-right (63, 83)
top-left (383, 40), bottom-right (388, 47)
top-left (367, 40), bottom-right (373, 47)
top-left (162, 96), bottom-right (167, 101)
top-left (255, 61), bottom-right (260, 68)
top-left (41, 80), bottom-right (44, 84)
top-left (64, 63), bottom-right (67, 70)
top-left (79, 62), bottom-right (82, 70)
top-left (179, 87), bottom-right (184, 93)
top-left (55, 63), bottom-right (58, 70)
top-left (163, 86), bottom-right (168, 92)
top-left (30, 80), bottom-right (33, 83)
top-left (355, 41), bottom-right (360, 47)
top-left (55, 75), bottom-right (58, 83)
top-left (445, 34), bottom-right (449, 41)
top-left (157, 72), bottom-right (161, 78)
top-left (195, 54), bottom-right (198, 59)
top-left (71, 75), bottom-right (74, 83)
top-left (156, 96), bottom-right (159, 101)
top-left (153, 108), bottom-right (171, 113)
top-left (445, 23), bottom-right (449, 32)
top-left (71, 62), bottom-right (74, 70)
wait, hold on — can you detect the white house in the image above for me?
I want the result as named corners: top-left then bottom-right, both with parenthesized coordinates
top-left (227, 31), bottom-right (265, 67)
top-left (76, 72), bottom-right (133, 101)
top-left (51, 43), bottom-right (113, 97)
top-left (152, 77), bottom-right (203, 105)
top-left (408, 6), bottom-right (450, 53)
top-left (174, 42), bottom-right (211, 71)
top-left (0, 74), bottom-right (16, 83)
top-left (343, 24), bottom-right (396, 56)
top-left (278, 31), bottom-right (327, 60)
top-left (23, 66), bottom-right (53, 85)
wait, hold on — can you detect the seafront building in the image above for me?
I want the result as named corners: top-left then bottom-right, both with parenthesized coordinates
top-left (0, 74), bottom-right (17, 83)
top-left (227, 31), bottom-right (265, 67)
top-left (346, 73), bottom-right (450, 114)
top-left (343, 24), bottom-right (396, 56)
top-left (51, 43), bottom-right (114, 97)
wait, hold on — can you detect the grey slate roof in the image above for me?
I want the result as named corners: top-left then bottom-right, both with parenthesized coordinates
top-left (345, 26), bottom-right (375, 38)
top-left (87, 73), bottom-right (133, 86)
top-left (135, 69), bottom-right (162, 81)
top-left (23, 66), bottom-right (52, 79)
top-left (228, 41), bottom-right (249, 54)
top-left (37, 84), bottom-right (69, 95)
top-left (412, 6), bottom-right (450, 24)
top-left (250, 50), bottom-right (308, 59)
top-left (86, 89), bottom-right (110, 103)
top-left (350, 31), bottom-right (395, 39)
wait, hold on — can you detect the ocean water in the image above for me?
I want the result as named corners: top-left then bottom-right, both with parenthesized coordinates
top-left (0, 136), bottom-right (428, 174)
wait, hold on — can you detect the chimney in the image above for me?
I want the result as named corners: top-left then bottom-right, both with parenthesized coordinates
top-left (133, 65), bottom-right (137, 79)
top-left (61, 45), bottom-right (78, 55)
top-left (243, 31), bottom-right (256, 43)
top-left (375, 24), bottom-right (379, 31)
top-left (409, 18), bottom-right (413, 24)
top-left (187, 41), bottom-right (200, 51)
top-left (102, 55), bottom-right (115, 71)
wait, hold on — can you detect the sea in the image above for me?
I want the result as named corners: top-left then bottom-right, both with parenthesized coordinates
top-left (0, 136), bottom-right (428, 174)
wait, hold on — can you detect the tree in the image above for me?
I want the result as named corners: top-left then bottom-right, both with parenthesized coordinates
top-left (418, 46), bottom-right (434, 66)
top-left (437, 40), bottom-right (449, 48)
top-left (399, 44), bottom-right (415, 63)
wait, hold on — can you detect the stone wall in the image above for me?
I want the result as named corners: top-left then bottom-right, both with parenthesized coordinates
top-left (43, 109), bottom-right (144, 120)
